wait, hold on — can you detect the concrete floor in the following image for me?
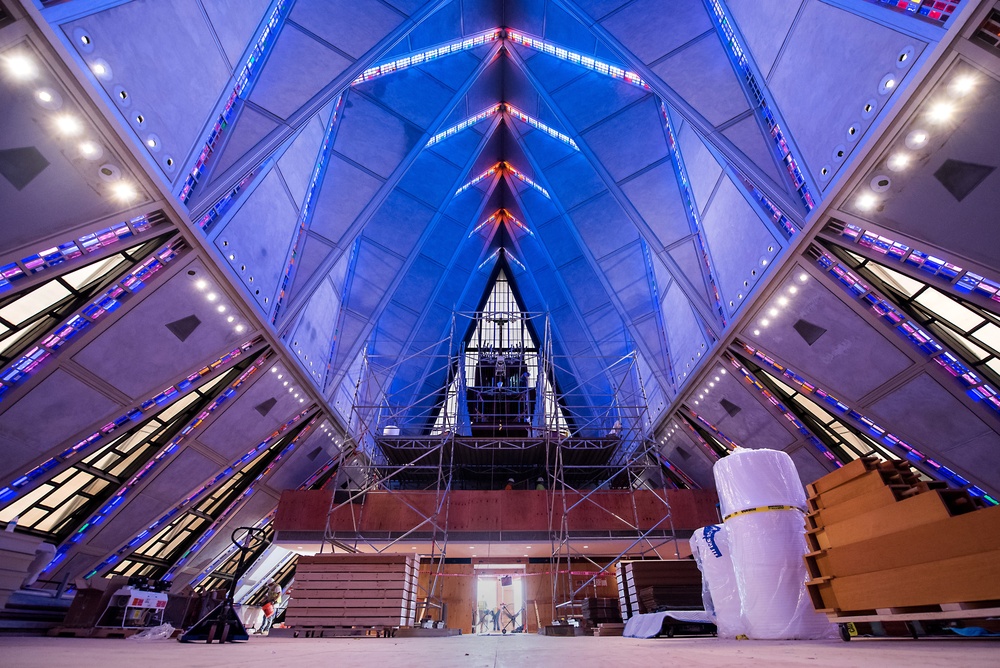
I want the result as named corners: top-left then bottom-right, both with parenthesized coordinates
top-left (0, 634), bottom-right (997, 667)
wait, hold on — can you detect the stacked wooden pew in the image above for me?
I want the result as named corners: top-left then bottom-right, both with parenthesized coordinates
top-left (285, 555), bottom-right (419, 630)
top-left (804, 456), bottom-right (999, 618)
top-left (616, 560), bottom-right (703, 616)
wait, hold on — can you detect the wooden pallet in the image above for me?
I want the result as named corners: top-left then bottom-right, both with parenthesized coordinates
top-left (824, 600), bottom-right (1000, 624)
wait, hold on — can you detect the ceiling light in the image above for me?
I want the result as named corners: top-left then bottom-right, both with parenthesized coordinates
top-left (235, 325), bottom-right (245, 333)
top-left (36, 90), bottom-right (52, 103)
top-left (768, 308), bottom-right (778, 317)
top-left (708, 382), bottom-right (714, 387)
top-left (78, 141), bottom-right (102, 160)
top-left (278, 374), bottom-right (283, 379)
top-left (929, 101), bottom-right (954, 123)
top-left (283, 381), bottom-right (288, 386)
top-left (887, 153), bottom-right (910, 172)
top-left (4, 53), bottom-right (37, 79)
top-left (271, 367), bottom-right (277, 373)
top-left (856, 193), bottom-right (877, 211)
top-left (884, 77), bottom-right (896, 90)
top-left (583, 545), bottom-right (589, 549)
top-left (54, 114), bottom-right (83, 135)
top-left (195, 279), bottom-right (208, 290)
top-left (753, 329), bottom-right (760, 336)
top-left (110, 180), bottom-right (137, 201)
top-left (206, 292), bottom-right (218, 301)
top-left (227, 316), bottom-right (234, 323)
top-left (761, 319), bottom-right (770, 327)
top-left (3, 53), bottom-right (38, 81)
top-left (777, 297), bottom-right (789, 306)
top-left (720, 369), bottom-right (726, 375)
top-left (92, 63), bottom-right (107, 77)
top-left (694, 400), bottom-right (699, 405)
top-left (714, 376), bottom-right (719, 382)
top-left (146, 137), bottom-right (157, 148)
top-left (951, 75), bottom-right (976, 97)
top-left (789, 286), bottom-right (798, 294)
top-left (905, 130), bottom-right (928, 149)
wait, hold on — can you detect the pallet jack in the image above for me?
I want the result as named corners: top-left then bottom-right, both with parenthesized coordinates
top-left (179, 526), bottom-right (268, 643)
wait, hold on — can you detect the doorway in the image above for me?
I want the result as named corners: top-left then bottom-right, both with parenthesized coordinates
top-left (475, 570), bottom-right (526, 634)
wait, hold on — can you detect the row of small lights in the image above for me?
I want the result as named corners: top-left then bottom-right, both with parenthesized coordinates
top-left (269, 364), bottom-right (307, 405)
top-left (855, 72), bottom-right (977, 212)
top-left (319, 423), bottom-right (342, 449)
top-left (194, 277), bottom-right (247, 334)
top-left (660, 421), bottom-right (683, 444)
top-left (691, 367), bottom-right (727, 407)
top-left (2, 51), bottom-right (138, 202)
top-left (819, 46), bottom-right (916, 180)
top-left (74, 28), bottom-right (177, 173)
top-left (680, 342), bottom-right (708, 380)
top-left (727, 244), bottom-right (776, 310)
top-left (751, 271), bottom-right (809, 337)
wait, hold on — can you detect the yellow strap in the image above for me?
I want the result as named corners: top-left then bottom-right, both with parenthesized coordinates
top-left (722, 504), bottom-right (805, 522)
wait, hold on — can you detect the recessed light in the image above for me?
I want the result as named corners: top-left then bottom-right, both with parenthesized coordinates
top-left (227, 316), bottom-right (234, 323)
top-left (777, 297), bottom-right (789, 306)
top-left (206, 292), bottom-right (218, 301)
top-left (856, 193), bottom-right (877, 211)
top-left (788, 286), bottom-right (798, 294)
top-left (887, 153), bottom-right (910, 172)
top-left (54, 114), bottom-right (83, 135)
top-left (4, 53), bottom-right (37, 80)
top-left (78, 141), bottom-right (103, 160)
top-left (951, 75), bottom-right (976, 97)
top-left (195, 279), bottom-right (208, 290)
top-left (761, 319), bottom-right (770, 327)
top-left (798, 273), bottom-right (809, 283)
top-left (92, 63), bottom-right (106, 76)
top-left (36, 90), bottom-right (52, 103)
top-left (905, 130), bottom-right (928, 149)
top-left (235, 325), bottom-right (245, 332)
top-left (768, 308), bottom-right (778, 317)
top-left (110, 180), bottom-right (137, 201)
top-left (216, 305), bottom-right (226, 313)
top-left (753, 329), bottom-right (760, 336)
top-left (928, 101), bottom-right (954, 123)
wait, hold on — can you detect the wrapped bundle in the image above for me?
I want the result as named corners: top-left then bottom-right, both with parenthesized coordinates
top-left (690, 524), bottom-right (743, 638)
top-left (714, 448), bottom-right (833, 639)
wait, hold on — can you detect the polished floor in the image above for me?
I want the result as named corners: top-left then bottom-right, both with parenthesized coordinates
top-left (0, 633), bottom-right (997, 667)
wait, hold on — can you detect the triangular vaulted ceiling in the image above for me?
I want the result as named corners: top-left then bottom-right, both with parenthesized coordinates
top-left (6, 0), bottom-right (988, 588)
top-left (179, 0), bottom-right (801, 432)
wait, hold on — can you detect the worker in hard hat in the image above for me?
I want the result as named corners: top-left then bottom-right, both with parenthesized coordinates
top-left (504, 478), bottom-right (515, 490)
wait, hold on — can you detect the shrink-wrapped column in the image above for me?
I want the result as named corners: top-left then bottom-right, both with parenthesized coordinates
top-left (714, 448), bottom-right (833, 639)
top-left (690, 524), bottom-right (743, 638)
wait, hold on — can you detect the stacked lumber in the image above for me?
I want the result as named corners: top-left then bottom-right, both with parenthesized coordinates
top-left (804, 456), bottom-right (998, 617)
top-left (618, 560), bottom-right (703, 614)
top-left (581, 597), bottom-right (621, 625)
top-left (593, 622), bottom-right (625, 636)
top-left (285, 555), bottom-right (419, 628)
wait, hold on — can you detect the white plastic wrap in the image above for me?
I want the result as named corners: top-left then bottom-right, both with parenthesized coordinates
top-left (714, 447), bottom-right (835, 640)
top-left (689, 524), bottom-right (743, 638)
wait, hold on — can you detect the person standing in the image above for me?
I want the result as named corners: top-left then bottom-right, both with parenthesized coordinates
top-left (259, 578), bottom-right (283, 634)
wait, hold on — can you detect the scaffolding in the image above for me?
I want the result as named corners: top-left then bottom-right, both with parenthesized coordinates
top-left (316, 309), bottom-right (685, 626)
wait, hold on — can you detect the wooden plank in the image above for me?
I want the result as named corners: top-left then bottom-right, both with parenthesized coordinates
top-left (808, 457), bottom-right (879, 496)
top-left (824, 549), bottom-right (1000, 611)
top-left (807, 485), bottom-right (900, 529)
top-left (810, 470), bottom-right (899, 509)
top-left (821, 506), bottom-right (1000, 577)
top-left (807, 490), bottom-right (955, 551)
